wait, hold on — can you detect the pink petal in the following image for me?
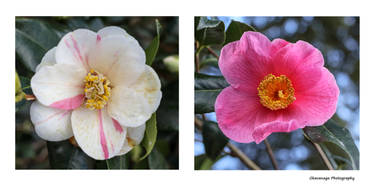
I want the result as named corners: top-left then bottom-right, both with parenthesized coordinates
top-left (215, 86), bottom-right (262, 143)
top-left (270, 38), bottom-right (289, 56)
top-left (219, 32), bottom-right (272, 94)
top-left (270, 40), bottom-right (324, 77)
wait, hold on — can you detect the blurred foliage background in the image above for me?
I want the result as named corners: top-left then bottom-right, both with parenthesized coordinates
top-left (194, 17), bottom-right (359, 170)
top-left (16, 16), bottom-right (179, 169)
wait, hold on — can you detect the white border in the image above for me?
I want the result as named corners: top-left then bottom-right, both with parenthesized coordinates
top-left (2, 0), bottom-right (374, 184)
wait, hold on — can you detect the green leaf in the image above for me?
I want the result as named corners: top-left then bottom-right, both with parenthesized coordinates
top-left (145, 19), bottom-right (162, 66)
top-left (105, 155), bottom-right (127, 169)
top-left (194, 73), bottom-right (228, 113)
top-left (16, 19), bottom-right (61, 72)
top-left (196, 17), bottom-right (225, 46)
top-left (140, 113), bottom-right (157, 160)
top-left (195, 90), bottom-right (221, 114)
top-left (47, 140), bottom-right (74, 169)
top-left (202, 120), bottom-right (228, 159)
top-left (224, 20), bottom-right (256, 45)
top-left (199, 57), bottom-right (218, 69)
top-left (303, 120), bottom-right (359, 170)
top-left (148, 148), bottom-right (169, 169)
top-left (68, 148), bottom-right (96, 169)
top-left (15, 72), bottom-right (25, 103)
top-left (194, 154), bottom-right (224, 170)
top-left (195, 73), bottom-right (228, 90)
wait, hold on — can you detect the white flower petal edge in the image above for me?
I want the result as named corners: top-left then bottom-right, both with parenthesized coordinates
top-left (97, 26), bottom-right (131, 39)
top-left (71, 107), bottom-right (127, 160)
top-left (55, 29), bottom-right (97, 71)
top-left (117, 124), bottom-right (146, 155)
top-left (89, 35), bottom-right (145, 87)
top-left (108, 65), bottom-right (162, 127)
top-left (30, 101), bottom-right (73, 141)
top-left (35, 47), bottom-right (56, 72)
top-left (31, 63), bottom-right (86, 110)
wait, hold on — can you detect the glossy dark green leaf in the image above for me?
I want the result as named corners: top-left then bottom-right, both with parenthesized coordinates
top-left (47, 140), bottom-right (74, 169)
top-left (195, 73), bottom-right (228, 90)
top-left (199, 57), bottom-right (218, 69)
top-left (194, 73), bottom-right (228, 113)
top-left (196, 17), bottom-right (225, 46)
top-left (145, 19), bottom-right (162, 66)
top-left (68, 148), bottom-right (96, 169)
top-left (140, 113), bottom-right (157, 160)
top-left (224, 20), bottom-right (256, 45)
top-left (16, 19), bottom-right (61, 72)
top-left (202, 120), bottom-right (228, 159)
top-left (195, 89), bottom-right (221, 114)
top-left (105, 155), bottom-right (127, 169)
top-left (148, 148), bottom-right (169, 169)
top-left (303, 120), bottom-right (359, 169)
top-left (195, 90), bottom-right (221, 113)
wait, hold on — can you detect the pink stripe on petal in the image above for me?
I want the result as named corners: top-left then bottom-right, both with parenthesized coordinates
top-left (49, 94), bottom-right (84, 110)
top-left (112, 118), bottom-right (124, 133)
top-left (98, 109), bottom-right (109, 159)
top-left (96, 35), bottom-right (101, 43)
top-left (34, 110), bottom-right (67, 126)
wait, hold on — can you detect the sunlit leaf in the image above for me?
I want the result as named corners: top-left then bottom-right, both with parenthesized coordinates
top-left (145, 19), bottom-right (162, 66)
top-left (196, 17), bottom-right (225, 46)
top-left (304, 120), bottom-right (359, 169)
top-left (224, 20), bottom-right (256, 45)
top-left (140, 113), bottom-right (157, 160)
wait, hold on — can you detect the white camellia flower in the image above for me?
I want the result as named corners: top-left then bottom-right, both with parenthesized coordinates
top-left (29, 26), bottom-right (162, 160)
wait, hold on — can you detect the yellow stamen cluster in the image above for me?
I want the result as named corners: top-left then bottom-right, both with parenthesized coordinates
top-left (84, 69), bottom-right (111, 110)
top-left (257, 74), bottom-right (296, 110)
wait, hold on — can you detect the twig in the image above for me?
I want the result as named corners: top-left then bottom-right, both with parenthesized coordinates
top-left (25, 94), bottom-right (36, 101)
top-left (195, 117), bottom-right (261, 170)
top-left (312, 142), bottom-right (334, 170)
top-left (195, 41), bottom-right (200, 72)
top-left (206, 47), bottom-right (219, 59)
top-left (264, 139), bottom-right (279, 170)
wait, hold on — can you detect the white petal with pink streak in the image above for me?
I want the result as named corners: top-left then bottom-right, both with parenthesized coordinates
top-left (55, 29), bottom-right (97, 71)
top-left (31, 63), bottom-right (86, 109)
top-left (88, 35), bottom-right (145, 87)
top-left (71, 107), bottom-right (126, 160)
top-left (30, 101), bottom-right (73, 141)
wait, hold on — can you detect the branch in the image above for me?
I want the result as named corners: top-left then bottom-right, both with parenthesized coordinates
top-left (206, 47), bottom-right (219, 59)
top-left (312, 142), bottom-right (334, 170)
top-left (195, 117), bottom-right (261, 170)
top-left (264, 139), bottom-right (279, 170)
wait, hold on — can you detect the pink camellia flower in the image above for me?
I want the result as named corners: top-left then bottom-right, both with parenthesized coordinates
top-left (215, 31), bottom-right (339, 144)
top-left (30, 26), bottom-right (162, 160)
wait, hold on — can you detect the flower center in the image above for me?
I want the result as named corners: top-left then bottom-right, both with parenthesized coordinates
top-left (83, 69), bottom-right (111, 110)
top-left (257, 74), bottom-right (296, 110)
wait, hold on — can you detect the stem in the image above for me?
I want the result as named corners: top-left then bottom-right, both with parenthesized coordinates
top-left (312, 142), bottom-right (334, 170)
top-left (195, 41), bottom-right (200, 72)
top-left (264, 139), bottom-right (279, 170)
top-left (195, 117), bottom-right (262, 170)
top-left (25, 94), bottom-right (36, 101)
top-left (206, 47), bottom-right (219, 59)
